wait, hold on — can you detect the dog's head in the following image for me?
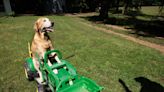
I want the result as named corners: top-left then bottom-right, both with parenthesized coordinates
top-left (34, 17), bottom-right (54, 33)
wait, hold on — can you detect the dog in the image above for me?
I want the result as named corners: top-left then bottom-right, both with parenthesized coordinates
top-left (31, 17), bottom-right (56, 84)
top-left (31, 17), bottom-right (54, 58)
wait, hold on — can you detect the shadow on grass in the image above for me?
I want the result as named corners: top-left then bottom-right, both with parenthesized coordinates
top-left (64, 54), bottom-right (75, 59)
top-left (81, 12), bottom-right (164, 38)
top-left (119, 77), bottom-right (164, 92)
top-left (119, 79), bottom-right (132, 92)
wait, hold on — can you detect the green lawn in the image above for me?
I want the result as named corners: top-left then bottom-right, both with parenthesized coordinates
top-left (0, 15), bottom-right (163, 92)
top-left (141, 6), bottom-right (164, 16)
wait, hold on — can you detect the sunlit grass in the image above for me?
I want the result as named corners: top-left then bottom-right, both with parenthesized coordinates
top-left (141, 6), bottom-right (164, 16)
top-left (0, 15), bottom-right (163, 92)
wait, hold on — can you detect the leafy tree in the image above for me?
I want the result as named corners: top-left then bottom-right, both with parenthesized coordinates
top-left (122, 0), bottom-right (142, 14)
top-left (115, 0), bottom-right (121, 12)
top-left (79, 0), bottom-right (89, 12)
top-left (65, 0), bottom-right (80, 13)
top-left (159, 0), bottom-right (164, 15)
top-left (99, 0), bottom-right (110, 19)
top-left (122, 0), bottom-right (132, 14)
top-left (86, 0), bottom-right (97, 12)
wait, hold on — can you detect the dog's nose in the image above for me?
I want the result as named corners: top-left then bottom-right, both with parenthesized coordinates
top-left (51, 22), bottom-right (54, 27)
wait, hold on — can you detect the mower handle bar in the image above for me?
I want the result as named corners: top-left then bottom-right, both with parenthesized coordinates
top-left (44, 50), bottom-right (62, 63)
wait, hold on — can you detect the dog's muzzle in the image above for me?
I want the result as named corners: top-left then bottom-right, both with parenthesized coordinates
top-left (42, 22), bottom-right (54, 32)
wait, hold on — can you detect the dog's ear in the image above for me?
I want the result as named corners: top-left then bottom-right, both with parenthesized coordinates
top-left (34, 22), bottom-right (39, 32)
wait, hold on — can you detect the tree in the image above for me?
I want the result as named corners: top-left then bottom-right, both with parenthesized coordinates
top-left (115, 0), bottom-right (121, 12)
top-left (86, 0), bottom-right (97, 12)
top-left (79, 0), bottom-right (89, 12)
top-left (122, 0), bottom-right (132, 14)
top-left (65, 0), bottom-right (80, 13)
top-left (3, 0), bottom-right (13, 15)
top-left (133, 0), bottom-right (142, 12)
top-left (122, 0), bottom-right (142, 15)
top-left (99, 0), bottom-right (111, 19)
top-left (159, 0), bottom-right (164, 15)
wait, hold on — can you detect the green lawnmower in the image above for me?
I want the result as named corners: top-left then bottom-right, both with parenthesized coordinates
top-left (24, 50), bottom-right (103, 92)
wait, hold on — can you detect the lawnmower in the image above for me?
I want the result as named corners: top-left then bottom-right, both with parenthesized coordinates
top-left (24, 45), bottom-right (103, 92)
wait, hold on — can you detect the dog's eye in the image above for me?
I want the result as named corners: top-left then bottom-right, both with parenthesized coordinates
top-left (43, 20), bottom-right (46, 22)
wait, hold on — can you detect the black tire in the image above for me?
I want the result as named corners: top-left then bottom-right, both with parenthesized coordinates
top-left (37, 84), bottom-right (46, 92)
top-left (24, 62), bottom-right (34, 81)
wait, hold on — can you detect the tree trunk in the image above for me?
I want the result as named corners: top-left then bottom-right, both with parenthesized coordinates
top-left (99, 0), bottom-right (110, 20)
top-left (3, 0), bottom-right (13, 15)
top-left (116, 0), bottom-right (120, 12)
top-left (159, 0), bottom-right (164, 15)
top-left (122, 0), bottom-right (132, 14)
top-left (40, 0), bottom-right (66, 14)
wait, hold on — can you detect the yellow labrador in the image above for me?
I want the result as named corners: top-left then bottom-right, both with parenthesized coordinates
top-left (31, 17), bottom-right (56, 84)
top-left (31, 17), bottom-right (54, 59)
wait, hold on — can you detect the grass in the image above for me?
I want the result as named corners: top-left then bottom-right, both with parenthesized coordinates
top-left (0, 15), bottom-right (164, 92)
top-left (141, 6), bottom-right (164, 16)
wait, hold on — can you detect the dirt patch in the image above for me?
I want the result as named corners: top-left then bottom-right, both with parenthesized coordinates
top-left (65, 12), bottom-right (98, 17)
top-left (104, 24), bottom-right (131, 31)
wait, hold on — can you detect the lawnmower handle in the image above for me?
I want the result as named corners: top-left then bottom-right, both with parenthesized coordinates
top-left (44, 50), bottom-right (62, 63)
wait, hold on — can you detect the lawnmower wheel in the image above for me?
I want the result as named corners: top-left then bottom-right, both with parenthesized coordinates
top-left (24, 62), bottom-right (34, 81)
top-left (36, 84), bottom-right (46, 92)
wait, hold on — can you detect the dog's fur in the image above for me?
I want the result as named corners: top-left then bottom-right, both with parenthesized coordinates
top-left (31, 17), bottom-right (54, 59)
top-left (31, 17), bottom-right (55, 84)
